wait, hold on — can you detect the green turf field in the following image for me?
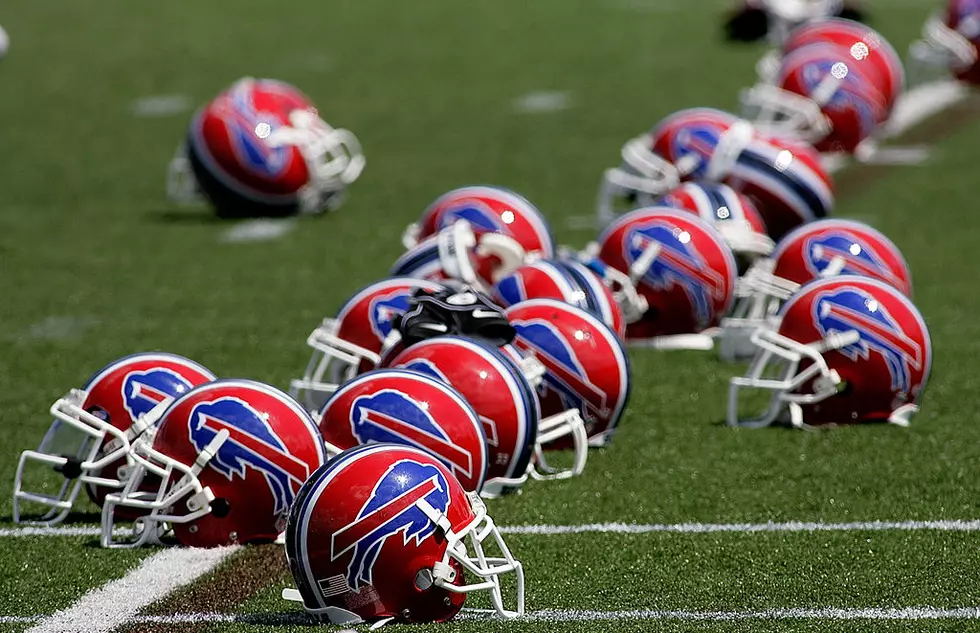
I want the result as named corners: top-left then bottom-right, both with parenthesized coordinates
top-left (3, 0), bottom-right (980, 630)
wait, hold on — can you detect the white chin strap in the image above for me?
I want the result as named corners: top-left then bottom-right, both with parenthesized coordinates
top-left (437, 220), bottom-right (527, 291)
top-left (706, 120), bottom-right (756, 181)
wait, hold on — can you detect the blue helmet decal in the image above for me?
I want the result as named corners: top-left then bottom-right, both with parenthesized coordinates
top-left (188, 397), bottom-right (311, 515)
top-left (804, 231), bottom-right (904, 289)
top-left (438, 200), bottom-right (506, 233)
top-left (220, 82), bottom-right (289, 178)
top-left (122, 368), bottom-right (193, 421)
top-left (330, 459), bottom-right (450, 589)
top-left (625, 221), bottom-right (727, 327)
top-left (368, 290), bottom-right (414, 342)
top-left (350, 390), bottom-right (475, 482)
top-left (813, 288), bottom-right (923, 393)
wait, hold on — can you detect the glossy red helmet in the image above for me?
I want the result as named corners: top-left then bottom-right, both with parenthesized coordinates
top-left (720, 219), bottom-right (912, 361)
top-left (399, 186), bottom-right (555, 290)
top-left (282, 443), bottom-right (524, 626)
top-left (742, 42), bottom-right (890, 153)
top-left (290, 277), bottom-right (446, 414)
top-left (102, 379), bottom-right (326, 548)
top-left (168, 77), bottom-right (364, 218)
top-left (725, 134), bottom-right (834, 240)
top-left (389, 336), bottom-right (589, 495)
top-left (758, 18), bottom-right (904, 114)
top-left (491, 259), bottom-right (626, 339)
top-left (13, 352), bottom-right (215, 525)
top-left (730, 276), bottom-right (931, 428)
top-left (505, 300), bottom-right (631, 446)
top-left (598, 108), bottom-right (745, 224)
top-left (656, 181), bottom-right (774, 271)
top-left (599, 108), bottom-right (833, 240)
top-left (315, 369), bottom-right (488, 493)
top-left (912, 0), bottom-right (980, 85)
top-left (591, 207), bottom-right (738, 343)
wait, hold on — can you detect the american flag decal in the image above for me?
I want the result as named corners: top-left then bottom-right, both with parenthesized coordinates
top-left (318, 574), bottom-right (351, 598)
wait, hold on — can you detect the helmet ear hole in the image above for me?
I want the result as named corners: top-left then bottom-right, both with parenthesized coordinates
top-left (210, 497), bottom-right (231, 518)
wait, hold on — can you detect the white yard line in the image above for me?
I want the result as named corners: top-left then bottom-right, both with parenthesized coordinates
top-left (512, 91), bottom-right (572, 114)
top-left (9, 605), bottom-right (980, 625)
top-left (131, 94), bottom-right (193, 118)
top-left (220, 219), bottom-right (296, 243)
top-left (24, 546), bottom-right (238, 633)
top-left (6, 518), bottom-right (980, 539)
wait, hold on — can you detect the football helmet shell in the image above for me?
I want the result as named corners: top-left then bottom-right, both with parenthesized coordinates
top-left (491, 259), bottom-right (626, 339)
top-left (168, 77), bottom-right (364, 218)
top-left (656, 181), bottom-right (774, 270)
top-left (290, 277), bottom-right (446, 414)
top-left (912, 0), bottom-right (980, 85)
top-left (282, 443), bottom-right (524, 625)
top-left (400, 186), bottom-right (555, 289)
top-left (727, 134), bottom-right (834, 241)
top-left (315, 369), bottom-right (488, 493)
top-left (101, 379), bottom-right (326, 548)
top-left (505, 300), bottom-right (631, 446)
top-left (13, 352), bottom-right (215, 525)
top-left (743, 42), bottom-right (890, 154)
top-left (729, 276), bottom-right (931, 428)
top-left (597, 108), bottom-right (746, 225)
top-left (720, 219), bottom-right (912, 361)
top-left (593, 207), bottom-right (738, 342)
top-left (388, 336), bottom-right (589, 495)
top-left (598, 108), bottom-right (834, 240)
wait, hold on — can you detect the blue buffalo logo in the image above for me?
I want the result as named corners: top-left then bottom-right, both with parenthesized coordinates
top-left (625, 221), bottom-right (727, 327)
top-left (188, 397), bottom-right (311, 515)
top-left (350, 390), bottom-right (475, 482)
top-left (670, 124), bottom-right (723, 179)
top-left (330, 459), bottom-right (450, 589)
top-left (803, 231), bottom-right (904, 289)
top-left (368, 290), bottom-right (414, 343)
top-left (800, 61), bottom-right (879, 141)
top-left (214, 83), bottom-right (289, 178)
top-left (512, 319), bottom-right (609, 423)
top-left (437, 199), bottom-right (507, 234)
top-left (122, 368), bottom-right (193, 421)
top-left (399, 358), bottom-right (500, 447)
top-left (813, 288), bottom-right (923, 394)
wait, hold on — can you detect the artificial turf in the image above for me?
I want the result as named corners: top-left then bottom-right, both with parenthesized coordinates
top-left (1, 0), bottom-right (979, 629)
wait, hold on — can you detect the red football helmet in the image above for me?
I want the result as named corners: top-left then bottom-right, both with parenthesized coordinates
top-left (491, 259), bottom-right (626, 339)
top-left (101, 379), bottom-right (326, 548)
top-left (590, 207), bottom-right (738, 344)
top-left (742, 41), bottom-right (890, 153)
top-left (388, 336), bottom-right (588, 495)
top-left (598, 108), bottom-right (745, 224)
top-left (282, 443), bottom-right (524, 625)
top-left (505, 300), bottom-right (631, 447)
top-left (599, 108), bottom-right (834, 240)
top-left (729, 277), bottom-right (932, 428)
top-left (315, 369), bottom-right (488, 493)
top-left (290, 277), bottom-right (446, 414)
top-left (656, 181), bottom-right (774, 271)
top-left (912, 0), bottom-right (980, 85)
top-left (167, 77), bottom-right (364, 218)
top-left (720, 219), bottom-right (912, 361)
top-left (725, 133), bottom-right (834, 240)
top-left (399, 186), bottom-right (555, 290)
top-left (757, 18), bottom-right (904, 114)
top-left (13, 352), bottom-right (215, 525)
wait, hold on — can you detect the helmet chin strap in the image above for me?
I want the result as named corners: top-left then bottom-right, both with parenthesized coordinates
top-left (888, 403), bottom-right (918, 427)
top-left (706, 120), bottom-right (755, 182)
top-left (628, 239), bottom-right (661, 286)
